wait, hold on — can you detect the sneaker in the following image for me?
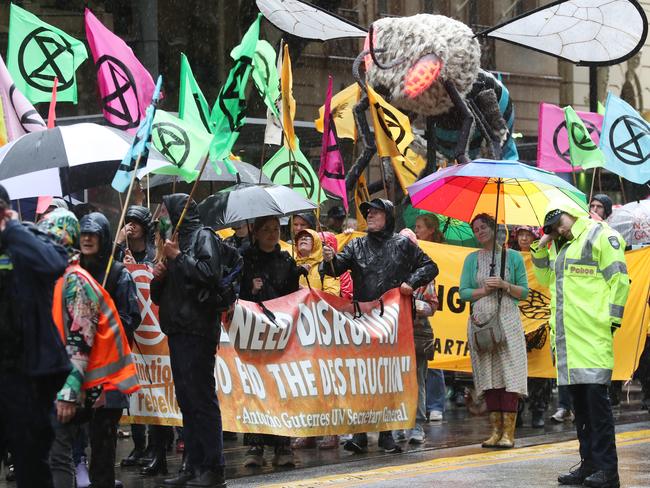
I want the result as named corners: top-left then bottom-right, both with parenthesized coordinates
top-left (75, 458), bottom-right (91, 488)
top-left (243, 446), bottom-right (265, 467)
top-left (428, 410), bottom-right (443, 421)
top-left (393, 430), bottom-right (408, 442)
top-left (343, 433), bottom-right (368, 454)
top-left (551, 408), bottom-right (572, 423)
top-left (408, 427), bottom-right (425, 444)
top-left (271, 447), bottom-right (295, 467)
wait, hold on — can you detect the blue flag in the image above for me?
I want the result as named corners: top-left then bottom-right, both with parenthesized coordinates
top-left (111, 75), bottom-right (163, 192)
top-left (599, 92), bottom-right (650, 184)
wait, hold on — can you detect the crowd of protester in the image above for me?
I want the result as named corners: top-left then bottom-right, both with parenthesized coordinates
top-left (0, 184), bottom-right (641, 488)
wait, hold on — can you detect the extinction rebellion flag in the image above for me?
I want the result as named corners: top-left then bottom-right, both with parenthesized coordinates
top-left (563, 106), bottom-right (605, 170)
top-left (7, 3), bottom-right (88, 104)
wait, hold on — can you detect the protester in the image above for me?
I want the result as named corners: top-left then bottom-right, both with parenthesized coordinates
top-left (115, 205), bottom-right (156, 265)
top-left (292, 212), bottom-right (316, 235)
top-left (224, 222), bottom-right (251, 254)
top-left (78, 212), bottom-right (141, 488)
top-left (151, 194), bottom-right (236, 488)
top-left (589, 194), bottom-right (613, 221)
top-left (240, 216), bottom-right (306, 467)
top-left (396, 228), bottom-right (438, 444)
top-left (512, 225), bottom-right (552, 429)
top-left (460, 214), bottom-right (529, 449)
top-left (414, 214), bottom-right (446, 421)
top-left (325, 205), bottom-right (346, 233)
top-left (36, 197), bottom-right (70, 222)
top-left (295, 229), bottom-right (340, 295)
top-left (0, 185), bottom-right (70, 488)
top-left (322, 198), bottom-right (438, 454)
top-left (113, 205), bottom-right (174, 476)
top-left (42, 209), bottom-right (139, 488)
top-left (531, 201), bottom-right (629, 488)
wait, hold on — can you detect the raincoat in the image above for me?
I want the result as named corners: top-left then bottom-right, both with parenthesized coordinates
top-left (295, 229), bottom-right (340, 295)
top-left (322, 199), bottom-right (438, 301)
top-left (151, 194), bottom-right (234, 342)
top-left (530, 201), bottom-right (630, 386)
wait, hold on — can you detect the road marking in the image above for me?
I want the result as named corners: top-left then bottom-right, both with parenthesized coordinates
top-left (263, 429), bottom-right (650, 488)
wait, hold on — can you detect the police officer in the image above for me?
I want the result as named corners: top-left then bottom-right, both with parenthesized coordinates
top-left (530, 201), bottom-right (629, 488)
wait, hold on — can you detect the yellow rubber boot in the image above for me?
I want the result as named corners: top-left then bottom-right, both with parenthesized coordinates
top-left (481, 411), bottom-right (503, 447)
top-left (496, 412), bottom-right (517, 448)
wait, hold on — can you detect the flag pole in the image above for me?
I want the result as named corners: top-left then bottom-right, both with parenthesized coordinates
top-left (619, 176), bottom-right (627, 204)
top-left (588, 168), bottom-right (597, 204)
top-left (102, 153), bottom-right (144, 288)
top-left (171, 152), bottom-right (211, 237)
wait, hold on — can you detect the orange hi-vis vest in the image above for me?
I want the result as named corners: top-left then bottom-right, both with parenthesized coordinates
top-left (53, 264), bottom-right (140, 394)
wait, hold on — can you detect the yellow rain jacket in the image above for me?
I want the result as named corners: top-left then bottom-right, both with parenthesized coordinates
top-left (295, 229), bottom-right (340, 296)
top-left (530, 200), bottom-right (630, 386)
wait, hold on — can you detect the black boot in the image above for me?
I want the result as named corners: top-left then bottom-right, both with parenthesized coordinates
top-left (138, 442), bottom-right (156, 466)
top-left (120, 447), bottom-right (145, 467)
top-left (186, 467), bottom-right (227, 488)
top-left (531, 410), bottom-right (545, 428)
top-left (583, 470), bottom-right (620, 488)
top-left (558, 462), bottom-right (597, 485)
top-left (140, 447), bottom-right (167, 476)
top-left (161, 456), bottom-right (194, 487)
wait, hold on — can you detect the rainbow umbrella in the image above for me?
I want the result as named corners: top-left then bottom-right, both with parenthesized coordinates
top-left (408, 159), bottom-right (588, 273)
top-left (408, 159), bottom-right (587, 227)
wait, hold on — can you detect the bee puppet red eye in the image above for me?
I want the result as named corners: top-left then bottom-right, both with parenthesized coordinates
top-left (404, 54), bottom-right (443, 99)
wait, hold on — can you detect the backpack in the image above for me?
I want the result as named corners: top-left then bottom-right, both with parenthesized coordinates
top-left (195, 230), bottom-right (243, 312)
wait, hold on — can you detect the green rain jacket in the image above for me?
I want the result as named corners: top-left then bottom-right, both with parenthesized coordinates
top-left (530, 201), bottom-right (630, 386)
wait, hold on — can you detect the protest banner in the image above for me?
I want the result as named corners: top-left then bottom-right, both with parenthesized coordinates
top-left (124, 243), bottom-right (650, 427)
top-left (126, 265), bottom-right (417, 435)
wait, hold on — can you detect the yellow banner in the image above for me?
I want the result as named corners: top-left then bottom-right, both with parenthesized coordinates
top-left (281, 44), bottom-right (296, 150)
top-left (315, 83), bottom-right (359, 141)
top-left (417, 241), bottom-right (650, 379)
top-left (366, 85), bottom-right (413, 158)
top-left (392, 148), bottom-right (427, 195)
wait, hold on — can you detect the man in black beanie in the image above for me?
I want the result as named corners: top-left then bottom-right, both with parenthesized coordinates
top-left (590, 194), bottom-right (613, 221)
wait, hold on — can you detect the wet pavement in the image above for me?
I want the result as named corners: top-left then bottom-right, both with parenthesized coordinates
top-left (2, 388), bottom-right (649, 487)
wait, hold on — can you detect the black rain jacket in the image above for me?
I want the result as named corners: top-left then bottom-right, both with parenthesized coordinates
top-left (151, 194), bottom-right (231, 342)
top-left (322, 201), bottom-right (438, 301)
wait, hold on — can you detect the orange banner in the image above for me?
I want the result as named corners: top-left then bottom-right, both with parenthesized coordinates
top-left (125, 264), bottom-right (418, 435)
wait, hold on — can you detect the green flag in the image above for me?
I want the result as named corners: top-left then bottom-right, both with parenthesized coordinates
top-left (7, 3), bottom-right (88, 104)
top-left (597, 101), bottom-right (606, 115)
top-left (151, 110), bottom-right (213, 182)
top-left (251, 40), bottom-right (280, 117)
top-left (263, 141), bottom-right (327, 203)
top-left (564, 106), bottom-right (605, 170)
top-left (209, 14), bottom-right (261, 171)
top-left (178, 53), bottom-right (212, 134)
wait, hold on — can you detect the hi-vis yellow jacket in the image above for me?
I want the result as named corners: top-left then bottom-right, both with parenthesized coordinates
top-left (530, 201), bottom-right (630, 386)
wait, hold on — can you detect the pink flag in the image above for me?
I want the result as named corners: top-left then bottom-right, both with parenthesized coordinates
top-left (85, 9), bottom-right (155, 133)
top-left (537, 102), bottom-right (603, 173)
top-left (319, 76), bottom-right (348, 210)
top-left (0, 55), bottom-right (46, 141)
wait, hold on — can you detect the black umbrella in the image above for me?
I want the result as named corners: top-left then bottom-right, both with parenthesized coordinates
top-left (0, 123), bottom-right (172, 199)
top-left (145, 160), bottom-right (271, 203)
top-left (198, 183), bottom-right (317, 229)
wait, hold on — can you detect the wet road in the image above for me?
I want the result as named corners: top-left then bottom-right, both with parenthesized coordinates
top-left (1, 392), bottom-right (648, 487)
top-left (243, 424), bottom-right (650, 488)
